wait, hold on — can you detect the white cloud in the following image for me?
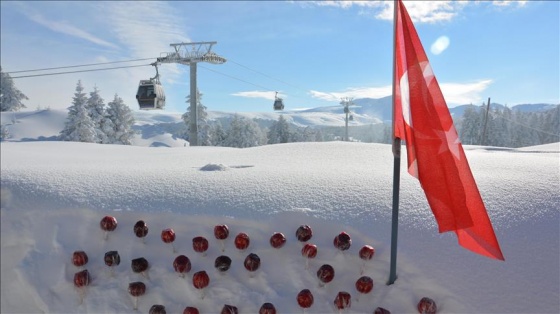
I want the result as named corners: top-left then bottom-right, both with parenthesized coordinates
top-left (24, 12), bottom-right (119, 49)
top-left (305, 0), bottom-right (529, 21)
top-left (439, 79), bottom-right (494, 105)
top-left (310, 79), bottom-right (493, 106)
top-left (97, 2), bottom-right (194, 90)
top-left (492, 1), bottom-right (528, 7)
top-left (431, 36), bottom-right (450, 55)
top-left (309, 86), bottom-right (392, 102)
top-left (310, 1), bottom-right (379, 10)
top-left (307, 1), bottom-right (466, 23)
top-left (99, 2), bottom-right (190, 59)
top-left (232, 91), bottom-right (284, 100)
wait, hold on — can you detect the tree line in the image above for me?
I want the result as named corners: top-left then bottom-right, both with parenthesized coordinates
top-left (456, 104), bottom-right (559, 148)
top-left (179, 89), bottom-right (327, 148)
top-left (180, 93), bottom-right (559, 149)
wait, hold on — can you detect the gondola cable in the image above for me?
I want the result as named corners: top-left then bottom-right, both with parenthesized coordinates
top-left (200, 64), bottom-right (287, 111)
top-left (198, 64), bottom-right (273, 92)
top-left (9, 64), bottom-right (152, 79)
top-left (6, 56), bottom-right (344, 111)
top-left (227, 59), bottom-right (307, 93)
top-left (6, 57), bottom-right (158, 74)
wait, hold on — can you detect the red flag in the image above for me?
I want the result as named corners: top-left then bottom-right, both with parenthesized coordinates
top-left (393, 0), bottom-right (504, 260)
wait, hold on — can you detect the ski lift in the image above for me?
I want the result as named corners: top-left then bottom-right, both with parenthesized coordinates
top-left (136, 63), bottom-right (165, 110)
top-left (349, 114), bottom-right (354, 121)
top-left (273, 91), bottom-right (284, 111)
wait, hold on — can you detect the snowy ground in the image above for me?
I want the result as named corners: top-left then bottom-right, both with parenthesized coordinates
top-left (1, 110), bottom-right (559, 313)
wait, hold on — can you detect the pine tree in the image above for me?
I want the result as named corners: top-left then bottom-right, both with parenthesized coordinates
top-left (500, 106), bottom-right (514, 147)
top-left (104, 94), bottom-right (136, 145)
top-left (182, 89), bottom-right (212, 145)
top-left (1, 66), bottom-right (28, 111)
top-left (268, 115), bottom-right (290, 144)
top-left (486, 107), bottom-right (507, 147)
top-left (100, 115), bottom-right (115, 144)
top-left (302, 126), bottom-right (317, 142)
top-left (224, 114), bottom-right (265, 148)
top-left (510, 110), bottom-right (525, 148)
top-left (0, 124), bottom-right (10, 141)
top-left (542, 106), bottom-right (560, 144)
top-left (86, 86), bottom-right (107, 143)
top-left (314, 128), bottom-right (325, 142)
top-left (527, 112), bottom-right (544, 145)
top-left (223, 114), bottom-right (244, 148)
top-left (211, 120), bottom-right (227, 146)
top-left (59, 80), bottom-right (97, 142)
top-left (382, 124), bottom-right (392, 144)
top-left (459, 106), bottom-right (482, 145)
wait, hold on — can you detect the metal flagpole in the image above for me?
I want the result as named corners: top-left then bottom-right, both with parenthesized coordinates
top-left (387, 0), bottom-right (400, 286)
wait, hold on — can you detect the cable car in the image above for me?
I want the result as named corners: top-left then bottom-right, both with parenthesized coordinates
top-left (136, 64), bottom-right (165, 110)
top-left (136, 80), bottom-right (165, 110)
top-left (273, 91), bottom-right (284, 111)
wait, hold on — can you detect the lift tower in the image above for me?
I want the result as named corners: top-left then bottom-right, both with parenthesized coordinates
top-left (156, 42), bottom-right (226, 146)
top-left (340, 97), bottom-right (355, 142)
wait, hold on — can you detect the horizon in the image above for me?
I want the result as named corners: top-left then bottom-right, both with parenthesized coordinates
top-left (1, 1), bottom-right (559, 113)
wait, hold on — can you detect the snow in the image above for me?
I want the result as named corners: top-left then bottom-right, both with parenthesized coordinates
top-left (1, 110), bottom-right (559, 313)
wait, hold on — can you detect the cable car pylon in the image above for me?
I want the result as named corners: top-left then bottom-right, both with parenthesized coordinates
top-left (142, 41), bottom-right (226, 146)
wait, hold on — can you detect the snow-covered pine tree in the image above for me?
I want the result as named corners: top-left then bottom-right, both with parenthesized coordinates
top-left (499, 106), bottom-right (514, 147)
top-left (486, 107), bottom-right (506, 147)
top-left (182, 89), bottom-right (212, 146)
top-left (526, 112), bottom-right (544, 145)
top-left (104, 94), bottom-right (136, 145)
top-left (211, 120), bottom-right (227, 146)
top-left (542, 106), bottom-right (560, 144)
top-left (0, 124), bottom-right (10, 141)
top-left (59, 80), bottom-right (97, 142)
top-left (459, 106), bottom-right (483, 145)
top-left (267, 115), bottom-right (290, 144)
top-left (100, 114), bottom-right (115, 144)
top-left (0, 66), bottom-right (28, 111)
top-left (86, 86), bottom-right (108, 143)
top-left (223, 114), bottom-right (243, 148)
top-left (314, 128), bottom-right (325, 142)
top-left (510, 111), bottom-right (526, 148)
top-left (302, 126), bottom-right (315, 142)
top-left (224, 114), bottom-right (266, 148)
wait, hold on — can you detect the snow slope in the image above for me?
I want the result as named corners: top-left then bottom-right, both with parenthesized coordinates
top-left (1, 110), bottom-right (559, 313)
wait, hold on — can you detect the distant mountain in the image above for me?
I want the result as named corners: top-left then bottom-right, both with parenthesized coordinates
top-left (312, 97), bottom-right (559, 123)
top-left (294, 96), bottom-right (393, 124)
top-left (510, 103), bottom-right (558, 112)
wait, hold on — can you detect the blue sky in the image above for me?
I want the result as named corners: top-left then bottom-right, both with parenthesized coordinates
top-left (1, 1), bottom-right (558, 113)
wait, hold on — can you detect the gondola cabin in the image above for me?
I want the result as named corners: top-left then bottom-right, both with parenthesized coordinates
top-left (273, 92), bottom-right (284, 111)
top-left (136, 80), bottom-right (165, 110)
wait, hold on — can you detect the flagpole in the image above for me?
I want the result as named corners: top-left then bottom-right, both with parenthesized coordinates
top-left (387, 0), bottom-right (400, 286)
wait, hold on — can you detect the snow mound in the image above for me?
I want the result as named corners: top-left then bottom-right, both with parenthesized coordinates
top-left (200, 163), bottom-right (230, 171)
top-left (515, 142), bottom-right (559, 152)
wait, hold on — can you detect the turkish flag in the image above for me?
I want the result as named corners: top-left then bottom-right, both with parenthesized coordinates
top-left (393, 0), bottom-right (504, 260)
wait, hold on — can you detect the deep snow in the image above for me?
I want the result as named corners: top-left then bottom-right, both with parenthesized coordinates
top-left (1, 110), bottom-right (559, 313)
